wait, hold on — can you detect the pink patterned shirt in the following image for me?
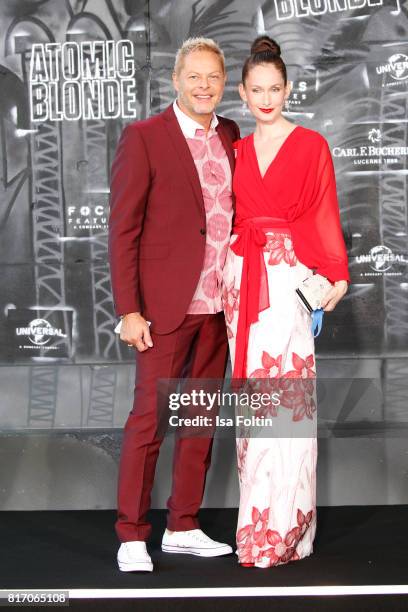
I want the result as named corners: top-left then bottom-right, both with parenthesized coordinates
top-left (173, 100), bottom-right (233, 314)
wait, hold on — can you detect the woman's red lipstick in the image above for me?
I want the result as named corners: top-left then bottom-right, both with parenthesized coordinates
top-left (260, 108), bottom-right (273, 114)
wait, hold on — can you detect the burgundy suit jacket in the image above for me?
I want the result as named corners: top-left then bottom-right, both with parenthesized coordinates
top-left (108, 104), bottom-right (240, 334)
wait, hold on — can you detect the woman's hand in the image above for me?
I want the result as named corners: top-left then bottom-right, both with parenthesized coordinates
top-left (321, 280), bottom-right (348, 312)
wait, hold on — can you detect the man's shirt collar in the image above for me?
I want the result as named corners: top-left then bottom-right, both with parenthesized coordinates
top-left (173, 99), bottom-right (219, 138)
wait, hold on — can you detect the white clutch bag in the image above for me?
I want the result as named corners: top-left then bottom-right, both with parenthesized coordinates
top-left (296, 273), bottom-right (333, 313)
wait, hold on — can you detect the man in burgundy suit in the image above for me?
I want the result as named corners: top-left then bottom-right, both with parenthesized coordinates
top-left (108, 37), bottom-right (240, 572)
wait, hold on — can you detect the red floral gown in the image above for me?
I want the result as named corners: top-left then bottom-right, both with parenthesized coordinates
top-left (221, 126), bottom-right (349, 568)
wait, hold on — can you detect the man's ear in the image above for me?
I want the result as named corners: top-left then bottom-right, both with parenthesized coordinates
top-left (172, 70), bottom-right (179, 92)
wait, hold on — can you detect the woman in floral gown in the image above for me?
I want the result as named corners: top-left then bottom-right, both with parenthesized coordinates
top-left (222, 36), bottom-right (349, 568)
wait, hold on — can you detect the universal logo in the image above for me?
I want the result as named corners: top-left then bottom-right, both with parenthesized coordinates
top-left (16, 318), bottom-right (67, 346)
top-left (376, 53), bottom-right (408, 87)
top-left (356, 245), bottom-right (407, 277)
top-left (332, 128), bottom-right (408, 167)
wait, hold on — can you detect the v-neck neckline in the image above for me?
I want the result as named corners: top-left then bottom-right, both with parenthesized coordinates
top-left (251, 125), bottom-right (300, 180)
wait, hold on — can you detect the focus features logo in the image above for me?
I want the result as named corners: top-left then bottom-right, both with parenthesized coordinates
top-left (16, 318), bottom-right (67, 346)
top-left (67, 204), bottom-right (107, 231)
top-left (356, 245), bottom-right (407, 276)
top-left (376, 54), bottom-right (408, 81)
top-left (287, 80), bottom-right (308, 107)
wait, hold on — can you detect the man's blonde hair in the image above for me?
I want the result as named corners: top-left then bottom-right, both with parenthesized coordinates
top-left (174, 37), bottom-right (225, 74)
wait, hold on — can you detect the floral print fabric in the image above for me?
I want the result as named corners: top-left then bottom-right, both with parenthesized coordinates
top-left (186, 128), bottom-right (233, 314)
top-left (222, 229), bottom-right (318, 568)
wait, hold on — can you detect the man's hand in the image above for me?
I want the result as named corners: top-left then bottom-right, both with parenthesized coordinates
top-left (321, 280), bottom-right (348, 312)
top-left (120, 312), bottom-right (153, 352)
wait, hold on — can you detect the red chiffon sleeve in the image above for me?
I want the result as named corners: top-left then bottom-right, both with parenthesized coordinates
top-left (290, 138), bottom-right (350, 283)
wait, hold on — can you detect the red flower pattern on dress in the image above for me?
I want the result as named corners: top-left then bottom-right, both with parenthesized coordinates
top-left (247, 353), bottom-right (316, 421)
top-left (249, 351), bottom-right (282, 378)
top-left (297, 508), bottom-right (313, 536)
top-left (236, 437), bottom-right (249, 478)
top-left (291, 385), bottom-right (316, 420)
top-left (278, 378), bottom-right (317, 421)
top-left (237, 506), bottom-right (314, 567)
top-left (276, 353), bottom-right (317, 420)
top-left (221, 279), bottom-right (239, 324)
top-left (264, 233), bottom-right (297, 267)
top-left (237, 506), bottom-right (270, 563)
top-left (262, 527), bottom-right (301, 565)
top-left (285, 352), bottom-right (316, 378)
top-left (247, 353), bottom-right (283, 417)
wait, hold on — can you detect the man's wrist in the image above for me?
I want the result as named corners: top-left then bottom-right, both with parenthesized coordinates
top-left (120, 312), bottom-right (141, 319)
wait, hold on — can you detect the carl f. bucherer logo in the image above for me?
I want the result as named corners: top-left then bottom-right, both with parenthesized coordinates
top-left (332, 128), bottom-right (408, 166)
top-left (368, 129), bottom-right (382, 144)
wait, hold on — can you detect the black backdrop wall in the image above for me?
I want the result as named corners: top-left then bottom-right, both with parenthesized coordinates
top-left (0, 0), bottom-right (407, 510)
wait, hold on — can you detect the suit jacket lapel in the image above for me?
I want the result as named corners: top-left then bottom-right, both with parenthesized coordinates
top-left (162, 105), bottom-right (205, 218)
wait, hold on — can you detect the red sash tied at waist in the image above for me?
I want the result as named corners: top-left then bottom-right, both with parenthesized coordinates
top-left (230, 217), bottom-right (290, 379)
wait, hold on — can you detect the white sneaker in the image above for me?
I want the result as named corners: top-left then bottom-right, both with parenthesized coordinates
top-left (161, 528), bottom-right (233, 557)
top-left (117, 541), bottom-right (153, 572)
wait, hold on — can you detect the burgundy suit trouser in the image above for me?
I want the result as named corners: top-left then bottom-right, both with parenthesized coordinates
top-left (115, 312), bottom-right (228, 542)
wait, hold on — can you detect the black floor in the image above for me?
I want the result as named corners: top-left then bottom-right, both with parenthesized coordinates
top-left (1, 506), bottom-right (407, 610)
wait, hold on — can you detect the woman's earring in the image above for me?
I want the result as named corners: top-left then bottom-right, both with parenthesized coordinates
top-left (284, 98), bottom-right (290, 112)
top-left (241, 101), bottom-right (248, 116)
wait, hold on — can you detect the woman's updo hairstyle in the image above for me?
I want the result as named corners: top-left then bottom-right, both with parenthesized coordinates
top-left (242, 35), bottom-right (287, 85)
